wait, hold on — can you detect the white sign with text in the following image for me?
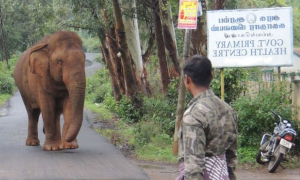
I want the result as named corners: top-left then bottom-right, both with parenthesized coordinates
top-left (207, 7), bottom-right (293, 68)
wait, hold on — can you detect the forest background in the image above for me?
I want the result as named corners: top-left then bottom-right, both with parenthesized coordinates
top-left (0, 0), bottom-right (300, 165)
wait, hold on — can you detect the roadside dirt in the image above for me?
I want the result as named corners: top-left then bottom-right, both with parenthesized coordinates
top-left (132, 160), bottom-right (300, 180)
top-left (85, 110), bottom-right (300, 180)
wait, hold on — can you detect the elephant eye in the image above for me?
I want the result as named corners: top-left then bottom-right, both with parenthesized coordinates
top-left (58, 59), bottom-right (64, 65)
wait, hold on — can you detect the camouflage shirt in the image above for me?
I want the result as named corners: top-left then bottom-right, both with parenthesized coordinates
top-left (178, 89), bottom-right (238, 180)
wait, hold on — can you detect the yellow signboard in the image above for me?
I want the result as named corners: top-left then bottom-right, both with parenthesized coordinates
top-left (178, 0), bottom-right (198, 29)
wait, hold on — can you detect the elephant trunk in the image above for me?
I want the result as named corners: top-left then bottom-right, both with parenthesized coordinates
top-left (65, 72), bottom-right (86, 142)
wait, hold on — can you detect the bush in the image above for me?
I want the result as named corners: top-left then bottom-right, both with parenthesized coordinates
top-left (0, 73), bottom-right (14, 94)
top-left (0, 56), bottom-right (18, 95)
top-left (82, 36), bottom-right (100, 53)
top-left (211, 68), bottom-right (247, 104)
top-left (142, 78), bottom-right (192, 136)
top-left (134, 121), bottom-right (161, 147)
top-left (86, 68), bottom-right (112, 103)
top-left (232, 84), bottom-right (297, 147)
top-left (116, 96), bottom-right (143, 123)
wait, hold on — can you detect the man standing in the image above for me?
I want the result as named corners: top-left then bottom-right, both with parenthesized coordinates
top-left (176, 55), bottom-right (238, 180)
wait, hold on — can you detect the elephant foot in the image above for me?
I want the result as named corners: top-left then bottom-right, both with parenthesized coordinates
top-left (26, 137), bottom-right (40, 146)
top-left (60, 139), bottom-right (79, 149)
top-left (43, 140), bottom-right (62, 151)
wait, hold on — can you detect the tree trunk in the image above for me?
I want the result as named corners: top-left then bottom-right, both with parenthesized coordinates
top-left (109, 25), bottom-right (126, 95)
top-left (112, 0), bottom-right (140, 103)
top-left (141, 32), bottom-right (155, 96)
top-left (173, 30), bottom-right (192, 155)
top-left (99, 8), bottom-right (124, 100)
top-left (214, 0), bottom-right (226, 9)
top-left (99, 35), bottom-right (122, 102)
top-left (152, 0), bottom-right (170, 93)
top-left (142, 32), bottom-right (155, 64)
top-left (121, 0), bottom-right (144, 85)
top-left (190, 0), bottom-right (207, 56)
top-left (0, 6), bottom-right (9, 68)
top-left (159, 0), bottom-right (180, 75)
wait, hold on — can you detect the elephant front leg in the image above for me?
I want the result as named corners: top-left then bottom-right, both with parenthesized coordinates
top-left (60, 98), bottom-right (79, 149)
top-left (40, 97), bottom-right (61, 151)
top-left (26, 108), bottom-right (40, 146)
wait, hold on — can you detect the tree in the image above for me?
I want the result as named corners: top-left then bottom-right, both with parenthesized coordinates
top-left (152, 0), bottom-right (170, 93)
top-left (159, 0), bottom-right (180, 75)
top-left (0, 0), bottom-right (58, 62)
top-left (0, 5), bottom-right (9, 67)
top-left (121, 0), bottom-right (144, 88)
top-left (112, 0), bottom-right (141, 105)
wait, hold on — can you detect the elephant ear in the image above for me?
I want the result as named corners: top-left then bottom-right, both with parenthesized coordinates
top-left (29, 43), bottom-right (49, 77)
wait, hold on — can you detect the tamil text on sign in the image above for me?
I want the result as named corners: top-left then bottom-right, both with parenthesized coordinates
top-left (207, 7), bottom-right (293, 68)
top-left (178, 0), bottom-right (198, 29)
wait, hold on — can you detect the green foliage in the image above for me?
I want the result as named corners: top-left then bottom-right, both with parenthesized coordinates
top-left (133, 122), bottom-right (176, 163)
top-left (0, 56), bottom-right (18, 95)
top-left (84, 101), bottom-right (114, 120)
top-left (134, 121), bottom-right (162, 147)
top-left (0, 72), bottom-right (14, 94)
top-left (142, 78), bottom-right (192, 136)
top-left (135, 142), bottom-right (177, 163)
top-left (93, 54), bottom-right (103, 63)
top-left (0, 0), bottom-right (59, 59)
top-left (0, 94), bottom-right (11, 106)
top-left (211, 68), bottom-right (247, 104)
top-left (238, 146), bottom-right (258, 164)
top-left (86, 68), bottom-right (112, 103)
top-left (114, 96), bottom-right (143, 123)
top-left (233, 84), bottom-right (296, 147)
top-left (81, 34), bottom-right (100, 52)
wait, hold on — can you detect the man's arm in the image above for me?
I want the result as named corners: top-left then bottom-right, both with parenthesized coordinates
top-left (182, 115), bottom-right (206, 180)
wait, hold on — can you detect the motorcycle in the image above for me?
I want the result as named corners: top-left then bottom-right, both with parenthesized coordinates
top-left (256, 110), bottom-right (297, 173)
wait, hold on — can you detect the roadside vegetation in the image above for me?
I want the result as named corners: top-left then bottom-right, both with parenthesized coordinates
top-left (0, 56), bottom-right (18, 106)
top-left (85, 64), bottom-right (300, 165)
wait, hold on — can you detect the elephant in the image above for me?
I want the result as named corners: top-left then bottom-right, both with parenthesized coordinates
top-left (14, 31), bottom-right (86, 151)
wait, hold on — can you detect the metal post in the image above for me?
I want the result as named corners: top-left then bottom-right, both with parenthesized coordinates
top-left (278, 67), bottom-right (281, 89)
top-left (221, 68), bottom-right (225, 101)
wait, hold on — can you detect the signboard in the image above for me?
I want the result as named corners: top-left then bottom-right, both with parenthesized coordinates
top-left (178, 0), bottom-right (198, 29)
top-left (207, 7), bottom-right (293, 68)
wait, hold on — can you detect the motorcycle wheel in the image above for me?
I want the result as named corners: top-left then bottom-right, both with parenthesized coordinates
top-left (268, 145), bottom-right (283, 173)
top-left (255, 150), bottom-right (269, 165)
top-left (256, 140), bottom-right (270, 165)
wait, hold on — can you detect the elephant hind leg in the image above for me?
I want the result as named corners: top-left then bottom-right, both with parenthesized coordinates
top-left (26, 108), bottom-right (40, 146)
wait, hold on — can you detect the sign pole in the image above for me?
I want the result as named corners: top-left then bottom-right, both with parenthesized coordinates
top-left (278, 67), bottom-right (281, 90)
top-left (221, 68), bottom-right (225, 101)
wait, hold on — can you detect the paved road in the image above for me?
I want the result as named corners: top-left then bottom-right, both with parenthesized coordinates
top-left (85, 53), bottom-right (102, 77)
top-left (0, 56), bottom-right (149, 180)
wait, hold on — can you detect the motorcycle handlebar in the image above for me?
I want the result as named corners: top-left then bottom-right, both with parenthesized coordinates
top-left (271, 110), bottom-right (282, 121)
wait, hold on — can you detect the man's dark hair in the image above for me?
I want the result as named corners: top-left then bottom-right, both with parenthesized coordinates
top-left (183, 55), bottom-right (213, 87)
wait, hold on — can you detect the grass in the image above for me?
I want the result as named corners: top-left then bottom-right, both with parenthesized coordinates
top-left (136, 143), bottom-right (177, 163)
top-left (84, 101), bottom-right (114, 120)
top-left (84, 99), bottom-right (178, 163)
top-left (238, 146), bottom-right (258, 164)
top-left (0, 94), bottom-right (11, 106)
